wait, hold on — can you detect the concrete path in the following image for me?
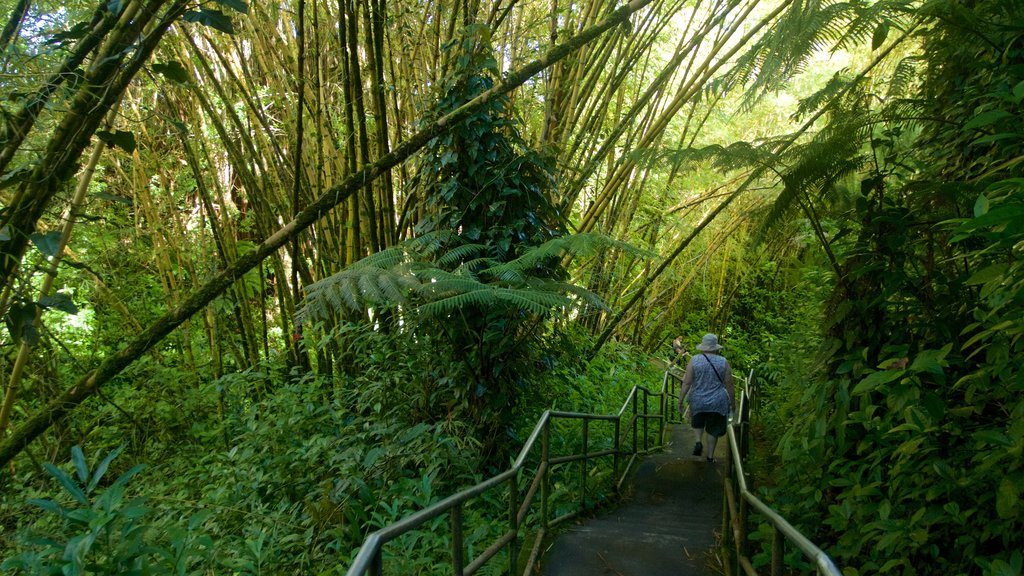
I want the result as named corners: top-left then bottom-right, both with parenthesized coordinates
top-left (540, 425), bottom-right (724, 576)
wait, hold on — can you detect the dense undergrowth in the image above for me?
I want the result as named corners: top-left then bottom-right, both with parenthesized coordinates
top-left (0, 325), bottom-right (661, 575)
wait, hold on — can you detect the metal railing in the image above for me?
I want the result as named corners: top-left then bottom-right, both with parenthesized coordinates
top-left (345, 360), bottom-right (840, 576)
top-left (345, 366), bottom-right (684, 576)
top-left (722, 374), bottom-right (842, 576)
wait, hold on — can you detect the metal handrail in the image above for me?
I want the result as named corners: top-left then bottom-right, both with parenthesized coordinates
top-left (723, 372), bottom-right (842, 576)
top-left (345, 366), bottom-right (680, 576)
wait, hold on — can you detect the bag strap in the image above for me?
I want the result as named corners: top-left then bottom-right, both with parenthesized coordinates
top-left (702, 353), bottom-right (725, 384)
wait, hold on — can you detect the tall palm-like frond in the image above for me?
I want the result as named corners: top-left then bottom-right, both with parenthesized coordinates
top-left (297, 232), bottom-right (632, 326)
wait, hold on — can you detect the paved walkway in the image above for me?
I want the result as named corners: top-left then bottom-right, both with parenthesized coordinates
top-left (541, 425), bottom-right (725, 576)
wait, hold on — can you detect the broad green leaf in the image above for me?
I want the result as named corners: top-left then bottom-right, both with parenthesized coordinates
top-left (958, 205), bottom-right (1024, 231)
top-left (27, 498), bottom-right (66, 516)
top-left (88, 446), bottom-right (124, 492)
top-left (0, 164), bottom-right (34, 191)
top-left (974, 193), bottom-right (990, 217)
top-left (71, 446), bottom-right (88, 483)
top-left (95, 130), bottom-right (136, 153)
top-left (1014, 80), bottom-right (1024, 103)
top-left (46, 21), bottom-right (91, 46)
top-left (996, 476), bottom-right (1019, 519)
top-left (30, 231), bottom-right (62, 257)
top-left (871, 22), bottom-right (889, 50)
top-left (974, 429), bottom-right (1014, 447)
top-left (152, 61), bottom-right (190, 84)
top-left (852, 369), bottom-right (904, 395)
top-left (40, 293), bottom-right (78, 314)
top-left (93, 191), bottom-right (133, 205)
top-left (110, 463), bottom-right (146, 489)
top-left (188, 509), bottom-right (215, 530)
top-left (214, 0), bottom-right (249, 12)
top-left (964, 109), bottom-right (1013, 130)
top-left (183, 9), bottom-right (235, 34)
top-left (42, 463), bottom-right (88, 505)
top-left (966, 263), bottom-right (1008, 286)
top-left (972, 132), bottom-right (1022, 146)
top-left (909, 345), bottom-right (952, 375)
top-left (990, 560), bottom-right (1018, 576)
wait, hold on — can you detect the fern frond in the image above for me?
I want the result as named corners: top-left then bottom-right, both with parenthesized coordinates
top-left (754, 127), bottom-right (868, 244)
top-left (298, 266), bottom-right (419, 324)
top-left (349, 246), bottom-right (415, 270)
top-left (525, 278), bottom-right (610, 311)
top-left (418, 287), bottom-right (570, 318)
top-left (436, 242), bottom-right (489, 267)
top-left (886, 57), bottom-right (923, 100)
top-left (487, 233), bottom-right (654, 276)
top-left (407, 229), bottom-right (463, 257)
top-left (792, 71), bottom-right (855, 121)
top-left (643, 141), bottom-right (767, 173)
top-left (418, 277), bottom-right (491, 298)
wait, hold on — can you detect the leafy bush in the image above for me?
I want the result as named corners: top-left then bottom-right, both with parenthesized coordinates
top-left (2, 446), bottom-right (211, 575)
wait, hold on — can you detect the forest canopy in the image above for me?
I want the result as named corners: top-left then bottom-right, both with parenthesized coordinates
top-left (0, 0), bottom-right (1021, 573)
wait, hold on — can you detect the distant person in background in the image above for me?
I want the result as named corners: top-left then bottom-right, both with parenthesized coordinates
top-left (678, 333), bottom-right (735, 463)
top-left (671, 335), bottom-right (688, 365)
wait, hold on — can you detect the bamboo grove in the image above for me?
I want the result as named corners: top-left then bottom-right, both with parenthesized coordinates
top-left (0, 0), bottom-right (1022, 573)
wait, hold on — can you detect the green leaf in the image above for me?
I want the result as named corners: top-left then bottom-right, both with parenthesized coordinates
top-left (0, 225), bottom-right (8, 241)
top-left (909, 345), bottom-right (951, 375)
top-left (214, 0), bottom-right (249, 13)
top-left (964, 109), bottom-right (1013, 131)
top-left (27, 498), bottom-right (66, 516)
top-left (43, 463), bottom-right (88, 505)
top-left (974, 429), bottom-right (1014, 447)
top-left (974, 193), bottom-right (990, 217)
top-left (188, 509), bottom-right (215, 530)
top-left (110, 463), bottom-right (146, 489)
top-left (990, 559), bottom-right (1019, 576)
top-left (996, 476), bottom-right (1019, 519)
top-left (40, 293), bottom-right (78, 314)
top-left (971, 132), bottom-right (1023, 146)
top-left (71, 446), bottom-right (88, 484)
top-left (0, 164), bottom-right (34, 191)
top-left (183, 9), bottom-right (235, 34)
top-left (871, 22), bottom-right (889, 51)
top-left (95, 130), bottom-right (136, 153)
top-left (852, 369), bottom-right (904, 395)
top-left (30, 231), bottom-right (62, 257)
top-left (966, 263), bottom-right (1008, 286)
top-left (88, 446), bottom-right (124, 493)
top-left (94, 191), bottom-right (133, 205)
top-left (46, 21), bottom-right (91, 46)
top-left (152, 61), bottom-right (190, 84)
top-left (1014, 80), bottom-right (1024, 103)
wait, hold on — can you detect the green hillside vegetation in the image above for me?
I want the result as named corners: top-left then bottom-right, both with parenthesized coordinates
top-left (0, 0), bottom-right (1020, 573)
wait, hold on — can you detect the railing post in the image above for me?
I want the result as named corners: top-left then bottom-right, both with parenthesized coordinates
top-left (509, 474), bottom-right (519, 575)
top-left (613, 415), bottom-right (621, 493)
top-left (772, 525), bottom-right (784, 576)
top-left (632, 392), bottom-right (638, 458)
top-left (452, 503), bottom-right (464, 576)
top-left (580, 418), bottom-right (589, 515)
top-left (739, 482), bottom-right (749, 573)
top-left (642, 388), bottom-right (649, 452)
top-left (542, 418), bottom-right (550, 529)
top-left (370, 549), bottom-right (382, 576)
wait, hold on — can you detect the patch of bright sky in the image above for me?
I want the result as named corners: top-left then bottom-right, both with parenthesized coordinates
top-left (698, 48), bottom-right (855, 146)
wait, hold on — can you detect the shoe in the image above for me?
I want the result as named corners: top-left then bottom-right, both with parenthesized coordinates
top-left (692, 442), bottom-right (703, 456)
top-left (706, 457), bottom-right (716, 463)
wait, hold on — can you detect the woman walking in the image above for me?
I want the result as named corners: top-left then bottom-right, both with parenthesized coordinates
top-left (678, 333), bottom-right (735, 462)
